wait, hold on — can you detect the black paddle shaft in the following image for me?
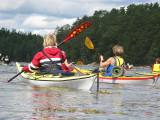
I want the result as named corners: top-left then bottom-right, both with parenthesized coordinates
top-left (94, 49), bottom-right (100, 56)
top-left (7, 70), bottom-right (24, 83)
top-left (97, 67), bottom-right (99, 92)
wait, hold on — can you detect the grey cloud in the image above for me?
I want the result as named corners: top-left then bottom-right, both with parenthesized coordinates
top-left (0, 0), bottom-right (159, 36)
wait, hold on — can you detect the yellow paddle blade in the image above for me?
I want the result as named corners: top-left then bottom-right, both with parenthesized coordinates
top-left (77, 61), bottom-right (84, 65)
top-left (85, 37), bottom-right (94, 49)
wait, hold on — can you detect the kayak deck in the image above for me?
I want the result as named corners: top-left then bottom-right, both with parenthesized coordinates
top-left (16, 62), bottom-right (97, 90)
top-left (74, 67), bottom-right (160, 86)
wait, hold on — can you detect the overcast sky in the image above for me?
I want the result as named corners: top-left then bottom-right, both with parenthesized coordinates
top-left (0, 0), bottom-right (159, 36)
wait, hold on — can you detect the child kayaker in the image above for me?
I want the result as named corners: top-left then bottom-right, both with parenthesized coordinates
top-left (152, 58), bottom-right (160, 73)
top-left (23, 33), bottom-right (74, 76)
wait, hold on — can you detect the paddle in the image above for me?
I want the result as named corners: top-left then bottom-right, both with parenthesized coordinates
top-left (6, 70), bottom-right (24, 83)
top-left (85, 37), bottom-right (100, 56)
top-left (85, 37), bottom-right (101, 92)
top-left (6, 22), bottom-right (92, 83)
top-left (58, 22), bottom-right (91, 47)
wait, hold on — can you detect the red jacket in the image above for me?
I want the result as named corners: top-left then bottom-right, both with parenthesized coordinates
top-left (61, 63), bottom-right (73, 72)
top-left (23, 46), bottom-right (66, 72)
top-left (61, 51), bottom-right (73, 72)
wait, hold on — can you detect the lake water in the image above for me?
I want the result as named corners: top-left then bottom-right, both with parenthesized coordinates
top-left (0, 62), bottom-right (160, 120)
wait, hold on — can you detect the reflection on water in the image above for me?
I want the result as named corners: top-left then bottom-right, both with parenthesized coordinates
top-left (27, 86), bottom-right (67, 119)
top-left (23, 86), bottom-right (107, 119)
top-left (0, 62), bottom-right (160, 119)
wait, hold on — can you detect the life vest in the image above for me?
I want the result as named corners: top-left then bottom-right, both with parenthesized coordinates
top-left (4, 58), bottom-right (10, 64)
top-left (4, 58), bottom-right (9, 62)
top-left (102, 57), bottom-right (125, 76)
top-left (152, 64), bottom-right (160, 73)
top-left (23, 46), bottom-right (66, 73)
top-left (114, 57), bottom-right (125, 67)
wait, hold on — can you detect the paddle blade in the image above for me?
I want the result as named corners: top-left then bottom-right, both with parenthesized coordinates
top-left (77, 61), bottom-right (84, 65)
top-left (64, 22), bottom-right (91, 43)
top-left (85, 37), bottom-right (94, 49)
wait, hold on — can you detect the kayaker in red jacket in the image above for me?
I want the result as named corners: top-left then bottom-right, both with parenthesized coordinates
top-left (23, 33), bottom-right (74, 76)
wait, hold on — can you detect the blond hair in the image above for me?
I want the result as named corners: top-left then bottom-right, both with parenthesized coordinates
top-left (43, 34), bottom-right (57, 48)
top-left (112, 45), bottom-right (124, 56)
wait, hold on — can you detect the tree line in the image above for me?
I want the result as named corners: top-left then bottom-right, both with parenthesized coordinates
top-left (0, 2), bottom-right (160, 66)
top-left (0, 28), bottom-right (43, 62)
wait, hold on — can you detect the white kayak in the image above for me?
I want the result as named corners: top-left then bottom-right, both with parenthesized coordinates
top-left (74, 67), bottom-right (160, 86)
top-left (16, 62), bottom-right (97, 90)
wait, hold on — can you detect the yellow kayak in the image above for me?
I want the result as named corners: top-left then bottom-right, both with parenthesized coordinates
top-left (16, 62), bottom-right (97, 90)
top-left (135, 72), bottom-right (159, 76)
